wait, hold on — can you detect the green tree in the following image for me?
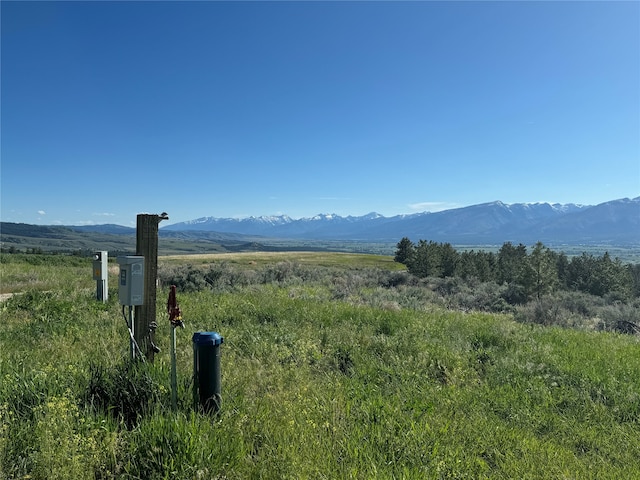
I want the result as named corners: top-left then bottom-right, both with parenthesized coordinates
top-left (497, 242), bottom-right (530, 304)
top-left (628, 263), bottom-right (640, 298)
top-left (555, 251), bottom-right (570, 289)
top-left (476, 250), bottom-right (497, 282)
top-left (567, 253), bottom-right (597, 294)
top-left (594, 253), bottom-right (632, 300)
top-left (567, 252), bottom-right (632, 299)
top-left (455, 250), bottom-right (496, 282)
top-left (456, 251), bottom-right (477, 280)
top-left (528, 242), bottom-right (558, 299)
top-left (439, 242), bottom-right (459, 278)
top-left (497, 242), bottom-right (528, 284)
top-left (394, 237), bottom-right (415, 265)
top-left (407, 240), bottom-right (441, 278)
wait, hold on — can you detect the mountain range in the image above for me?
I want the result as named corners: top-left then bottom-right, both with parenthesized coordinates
top-left (2, 198), bottom-right (637, 254)
top-left (161, 197), bottom-right (639, 245)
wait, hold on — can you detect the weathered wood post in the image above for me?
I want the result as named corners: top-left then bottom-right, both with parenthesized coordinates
top-left (135, 212), bottom-right (168, 362)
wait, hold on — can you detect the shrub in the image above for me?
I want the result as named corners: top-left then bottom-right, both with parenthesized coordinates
top-left (379, 270), bottom-right (416, 288)
top-left (502, 282), bottom-right (528, 305)
top-left (204, 262), bottom-right (251, 291)
top-left (260, 261), bottom-right (303, 284)
top-left (514, 298), bottom-right (563, 327)
top-left (598, 303), bottom-right (640, 334)
top-left (555, 290), bottom-right (605, 317)
top-left (158, 264), bottom-right (208, 292)
top-left (450, 281), bottom-right (512, 313)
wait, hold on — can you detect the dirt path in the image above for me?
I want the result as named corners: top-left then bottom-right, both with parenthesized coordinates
top-left (0, 293), bottom-right (15, 302)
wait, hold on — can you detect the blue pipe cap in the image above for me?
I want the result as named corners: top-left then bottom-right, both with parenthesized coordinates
top-left (193, 331), bottom-right (224, 346)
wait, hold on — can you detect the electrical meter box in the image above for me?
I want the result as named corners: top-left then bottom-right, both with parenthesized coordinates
top-left (117, 256), bottom-right (145, 306)
top-left (93, 251), bottom-right (108, 281)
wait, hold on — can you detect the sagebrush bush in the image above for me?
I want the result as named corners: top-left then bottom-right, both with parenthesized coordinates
top-left (379, 270), bottom-right (417, 288)
top-left (514, 297), bottom-right (564, 327)
top-left (260, 261), bottom-right (315, 285)
top-left (449, 280), bottom-right (513, 313)
top-left (555, 290), bottom-right (606, 317)
top-left (157, 264), bottom-right (208, 292)
top-left (205, 262), bottom-right (255, 291)
top-left (598, 303), bottom-right (640, 334)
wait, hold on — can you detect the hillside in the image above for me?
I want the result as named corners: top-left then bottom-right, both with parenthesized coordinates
top-left (0, 223), bottom-right (235, 255)
top-left (1, 254), bottom-right (639, 478)
top-left (0, 222), bottom-right (385, 256)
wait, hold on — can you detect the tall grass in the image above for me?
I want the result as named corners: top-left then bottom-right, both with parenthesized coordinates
top-left (0, 254), bottom-right (90, 294)
top-left (1, 253), bottom-right (639, 478)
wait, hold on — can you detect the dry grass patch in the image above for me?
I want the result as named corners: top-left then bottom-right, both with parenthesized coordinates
top-left (161, 251), bottom-right (405, 270)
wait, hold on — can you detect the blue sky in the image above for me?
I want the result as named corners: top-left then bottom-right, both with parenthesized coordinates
top-left (1, 1), bottom-right (638, 227)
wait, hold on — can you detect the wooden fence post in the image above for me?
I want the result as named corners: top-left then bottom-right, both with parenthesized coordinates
top-left (135, 212), bottom-right (168, 362)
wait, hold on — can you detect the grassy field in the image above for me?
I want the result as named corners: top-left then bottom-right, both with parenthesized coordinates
top-left (162, 251), bottom-right (406, 269)
top-left (1, 252), bottom-right (639, 479)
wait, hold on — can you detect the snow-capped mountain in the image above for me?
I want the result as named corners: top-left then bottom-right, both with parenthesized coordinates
top-left (175, 215), bottom-right (294, 235)
top-left (161, 198), bottom-right (639, 245)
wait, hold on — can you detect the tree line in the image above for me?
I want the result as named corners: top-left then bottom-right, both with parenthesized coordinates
top-left (394, 238), bottom-right (639, 304)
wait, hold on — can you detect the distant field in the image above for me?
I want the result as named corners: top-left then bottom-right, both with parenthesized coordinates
top-left (161, 251), bottom-right (406, 270)
top-left (160, 245), bottom-right (640, 267)
top-left (554, 244), bottom-right (640, 263)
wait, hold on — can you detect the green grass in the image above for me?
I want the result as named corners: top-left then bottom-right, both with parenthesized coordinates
top-left (0, 253), bottom-right (91, 294)
top-left (1, 253), bottom-right (639, 478)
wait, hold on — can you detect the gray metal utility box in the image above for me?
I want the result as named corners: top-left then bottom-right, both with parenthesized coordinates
top-left (117, 256), bottom-right (145, 306)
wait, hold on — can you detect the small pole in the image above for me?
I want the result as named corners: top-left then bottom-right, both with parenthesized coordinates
top-left (93, 251), bottom-right (108, 302)
top-left (167, 285), bottom-right (184, 410)
top-left (129, 306), bottom-right (135, 360)
top-left (171, 326), bottom-right (177, 409)
top-left (122, 305), bottom-right (145, 362)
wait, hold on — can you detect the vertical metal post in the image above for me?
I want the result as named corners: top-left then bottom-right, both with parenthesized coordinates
top-left (170, 326), bottom-right (177, 409)
top-left (93, 251), bottom-right (108, 302)
top-left (98, 278), bottom-right (108, 302)
top-left (167, 285), bottom-right (183, 409)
